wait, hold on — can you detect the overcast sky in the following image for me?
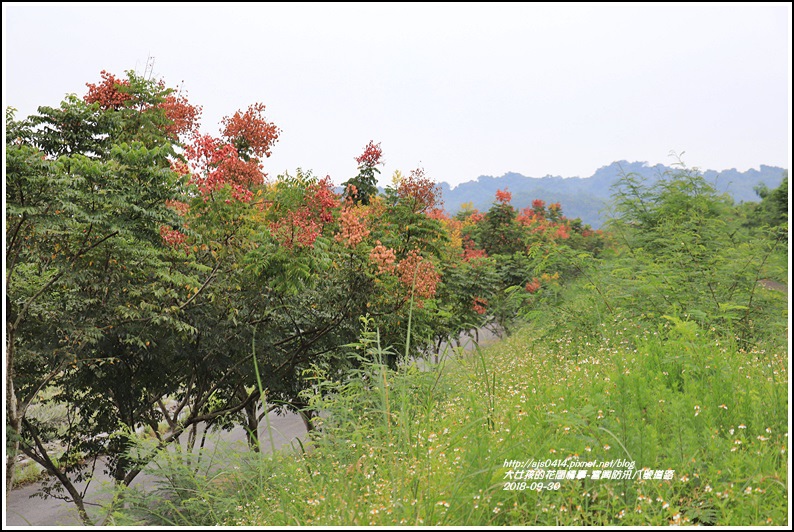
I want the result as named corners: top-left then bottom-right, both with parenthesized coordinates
top-left (3, 3), bottom-right (791, 188)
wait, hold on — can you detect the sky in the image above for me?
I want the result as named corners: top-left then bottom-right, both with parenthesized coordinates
top-left (3, 2), bottom-right (792, 188)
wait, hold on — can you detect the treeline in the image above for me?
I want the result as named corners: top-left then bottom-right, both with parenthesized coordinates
top-left (5, 71), bottom-right (603, 523)
top-left (108, 160), bottom-right (788, 527)
top-left (439, 162), bottom-right (788, 228)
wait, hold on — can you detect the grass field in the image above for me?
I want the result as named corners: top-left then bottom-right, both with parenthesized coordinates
top-left (113, 278), bottom-right (788, 526)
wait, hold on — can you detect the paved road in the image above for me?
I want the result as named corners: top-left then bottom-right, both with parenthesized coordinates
top-left (5, 328), bottom-right (500, 527)
top-left (758, 278), bottom-right (787, 294)
top-left (5, 408), bottom-right (307, 527)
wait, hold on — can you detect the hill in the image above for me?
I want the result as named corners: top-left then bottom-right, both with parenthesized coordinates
top-left (439, 162), bottom-right (787, 227)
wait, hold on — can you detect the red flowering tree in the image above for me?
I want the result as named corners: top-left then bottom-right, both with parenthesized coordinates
top-left (84, 69), bottom-right (202, 143)
top-left (9, 67), bottom-right (614, 522)
top-left (5, 70), bottom-right (207, 520)
top-left (396, 167), bottom-right (442, 214)
top-left (342, 140), bottom-right (383, 205)
top-left (477, 188), bottom-right (525, 256)
top-left (462, 190), bottom-right (606, 334)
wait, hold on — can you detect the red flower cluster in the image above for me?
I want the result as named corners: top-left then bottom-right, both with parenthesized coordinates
top-left (335, 206), bottom-right (370, 248)
top-left (425, 208), bottom-right (449, 221)
top-left (355, 140), bottom-right (384, 168)
top-left (461, 236), bottom-right (487, 261)
top-left (185, 134), bottom-right (262, 202)
top-left (159, 225), bottom-right (187, 250)
top-left (495, 189), bottom-right (512, 204)
top-left (160, 92), bottom-right (202, 139)
top-left (269, 213), bottom-right (320, 250)
top-left (472, 297), bottom-right (488, 315)
top-left (84, 70), bottom-right (131, 110)
top-left (397, 250), bottom-right (440, 304)
top-left (516, 207), bottom-right (540, 226)
top-left (553, 225), bottom-right (570, 239)
top-left (309, 176), bottom-right (338, 225)
top-left (516, 202), bottom-right (571, 240)
top-left (397, 167), bottom-right (441, 213)
top-left (469, 211), bottom-right (485, 224)
top-left (160, 198), bottom-right (191, 250)
top-left (221, 103), bottom-right (280, 159)
top-left (369, 241), bottom-right (397, 274)
top-left (525, 278), bottom-right (541, 293)
top-left (270, 178), bottom-right (338, 250)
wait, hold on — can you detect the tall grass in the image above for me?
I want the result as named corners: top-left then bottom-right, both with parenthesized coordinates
top-left (109, 275), bottom-right (788, 526)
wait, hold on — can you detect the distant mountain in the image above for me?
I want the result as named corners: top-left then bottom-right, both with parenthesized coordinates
top-left (438, 162), bottom-right (788, 228)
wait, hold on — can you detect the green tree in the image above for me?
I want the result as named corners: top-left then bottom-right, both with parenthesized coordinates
top-left (748, 172), bottom-right (788, 229)
top-left (475, 189), bottom-right (525, 256)
top-left (5, 72), bottom-right (197, 522)
top-left (342, 140), bottom-right (383, 205)
top-left (607, 162), bottom-right (783, 340)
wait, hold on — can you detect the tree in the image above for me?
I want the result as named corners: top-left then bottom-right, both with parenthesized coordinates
top-left (607, 162), bottom-right (781, 339)
top-left (6, 69), bottom-right (612, 526)
top-left (5, 105), bottom-right (190, 524)
top-left (748, 172), bottom-right (788, 229)
top-left (4, 70), bottom-right (206, 522)
top-left (476, 189), bottom-right (525, 256)
top-left (342, 140), bottom-right (383, 205)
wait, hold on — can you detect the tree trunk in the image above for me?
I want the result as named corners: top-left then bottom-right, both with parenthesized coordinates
top-left (6, 394), bottom-right (20, 493)
top-left (298, 408), bottom-right (316, 433)
top-left (110, 433), bottom-right (132, 483)
top-left (290, 400), bottom-right (316, 434)
top-left (6, 328), bottom-right (19, 492)
top-left (21, 419), bottom-right (95, 526)
top-left (244, 400), bottom-right (260, 452)
top-left (53, 467), bottom-right (94, 526)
